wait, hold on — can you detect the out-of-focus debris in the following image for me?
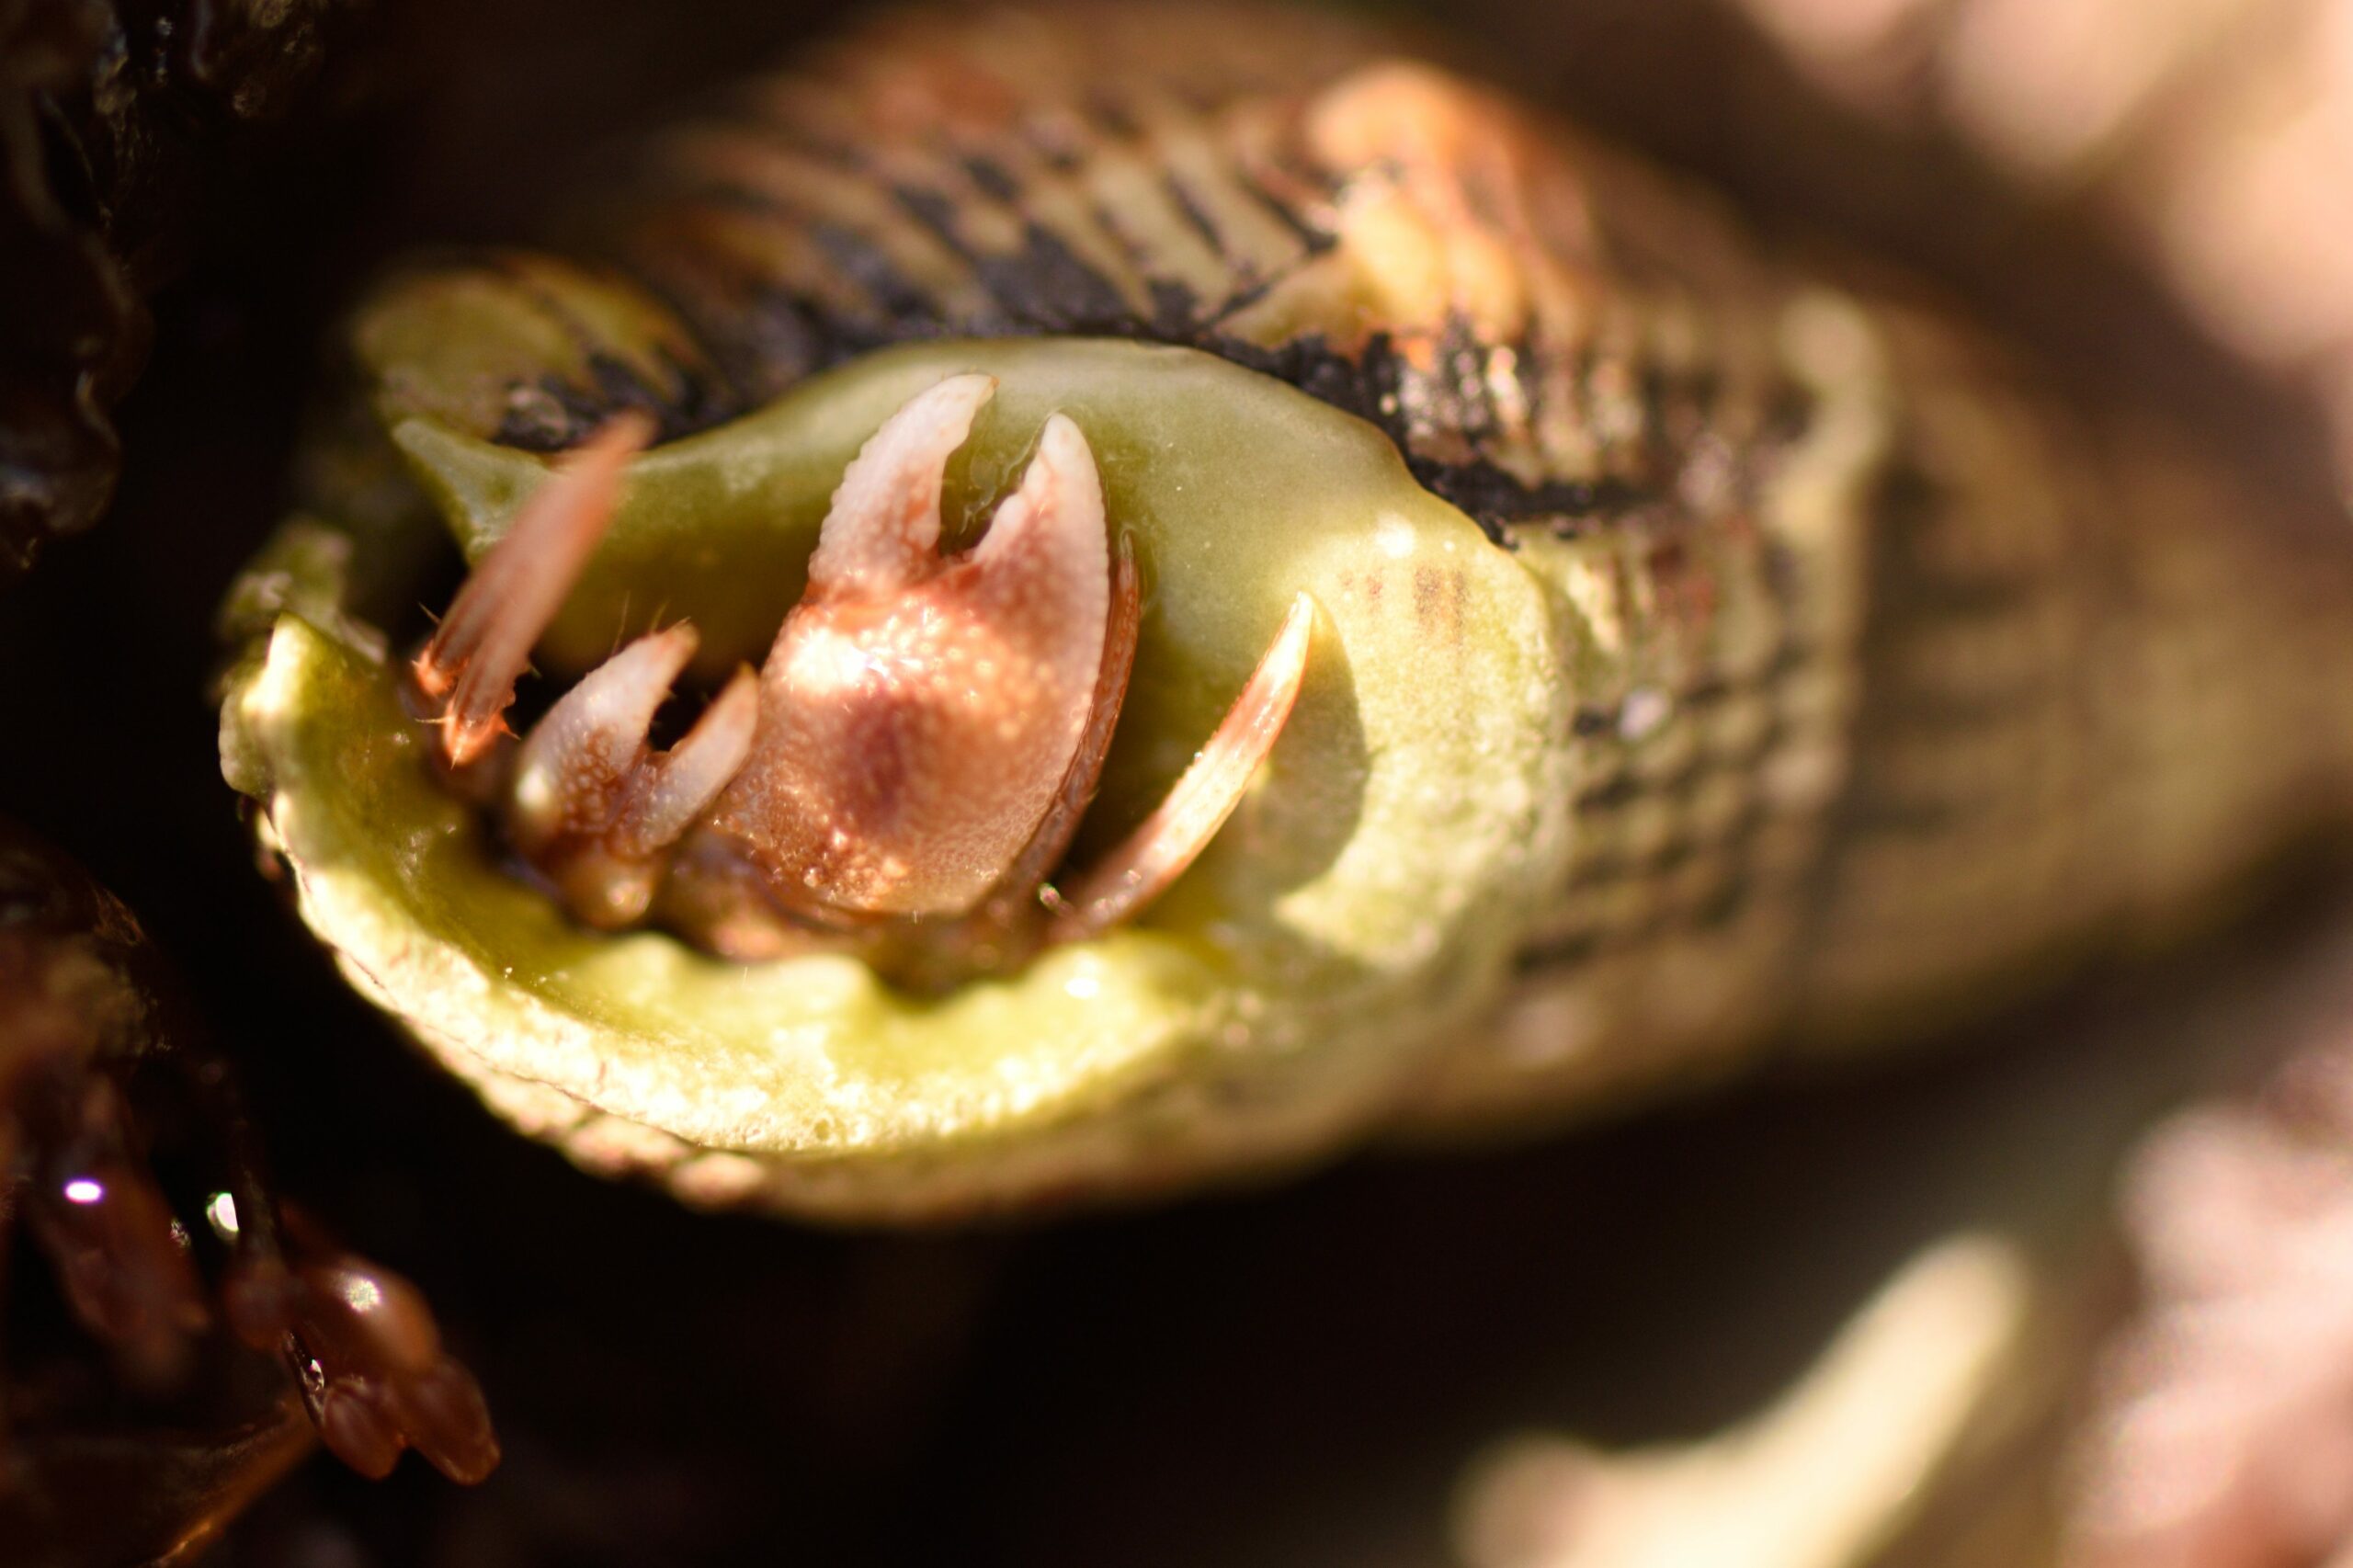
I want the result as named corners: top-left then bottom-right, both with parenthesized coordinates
top-left (2067, 1022), bottom-right (2353, 1568)
top-left (1456, 1237), bottom-right (2034, 1568)
top-left (1446, 879), bottom-right (2353, 1568)
top-left (0, 0), bottom-right (362, 581)
top-left (0, 819), bottom-right (495, 1565)
top-left (1734, 0), bottom-right (2353, 494)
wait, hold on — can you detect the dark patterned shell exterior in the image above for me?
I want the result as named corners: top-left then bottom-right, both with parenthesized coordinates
top-left (441, 3), bottom-right (2353, 1134)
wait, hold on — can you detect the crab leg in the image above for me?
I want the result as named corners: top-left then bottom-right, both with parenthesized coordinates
top-left (1049, 593), bottom-right (1319, 943)
top-left (413, 411), bottom-right (654, 767)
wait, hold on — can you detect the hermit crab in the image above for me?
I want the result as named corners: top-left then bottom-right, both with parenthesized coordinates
top-left (409, 372), bottom-right (1315, 984)
top-left (218, 0), bottom-right (2353, 1224)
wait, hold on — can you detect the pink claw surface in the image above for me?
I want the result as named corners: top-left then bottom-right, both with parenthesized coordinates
top-left (615, 665), bottom-right (760, 859)
top-left (804, 372), bottom-right (997, 592)
top-left (981, 537), bottom-right (1142, 917)
top-left (509, 623), bottom-right (706, 855)
top-left (710, 377), bottom-right (1112, 918)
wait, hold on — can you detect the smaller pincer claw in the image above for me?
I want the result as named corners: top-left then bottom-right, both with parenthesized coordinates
top-left (506, 622), bottom-right (757, 927)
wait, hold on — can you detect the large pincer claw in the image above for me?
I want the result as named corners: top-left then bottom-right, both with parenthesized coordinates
top-left (507, 624), bottom-right (758, 927)
top-left (710, 374), bottom-right (1115, 920)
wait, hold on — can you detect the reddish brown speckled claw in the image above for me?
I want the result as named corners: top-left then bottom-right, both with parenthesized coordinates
top-left (707, 373), bottom-right (1115, 920)
top-left (507, 622), bottom-right (761, 928)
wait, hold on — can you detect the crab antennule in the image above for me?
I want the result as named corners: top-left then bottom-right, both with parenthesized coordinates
top-left (614, 666), bottom-right (759, 858)
top-left (413, 412), bottom-right (654, 767)
top-left (805, 372), bottom-right (996, 594)
top-left (508, 622), bottom-right (701, 855)
top-left (1050, 592), bottom-right (1319, 942)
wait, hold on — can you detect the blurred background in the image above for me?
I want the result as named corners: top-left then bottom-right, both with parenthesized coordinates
top-left (6, 1), bottom-right (2353, 1563)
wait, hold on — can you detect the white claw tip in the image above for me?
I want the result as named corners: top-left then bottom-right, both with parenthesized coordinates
top-left (808, 373), bottom-right (1002, 594)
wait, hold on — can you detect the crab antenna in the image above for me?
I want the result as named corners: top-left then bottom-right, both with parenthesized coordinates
top-left (414, 411), bottom-right (654, 767)
top-left (1050, 593), bottom-right (1318, 942)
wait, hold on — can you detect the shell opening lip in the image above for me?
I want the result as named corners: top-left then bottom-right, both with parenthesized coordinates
top-left (408, 375), bottom-right (1317, 990)
top-left (227, 333), bottom-right (1551, 1212)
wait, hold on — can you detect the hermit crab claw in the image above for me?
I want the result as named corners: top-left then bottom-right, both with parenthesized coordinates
top-left (507, 626), bottom-right (760, 928)
top-left (706, 373), bottom-right (1115, 920)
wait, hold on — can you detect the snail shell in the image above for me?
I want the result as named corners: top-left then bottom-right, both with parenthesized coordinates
top-left (227, 2), bottom-right (2353, 1218)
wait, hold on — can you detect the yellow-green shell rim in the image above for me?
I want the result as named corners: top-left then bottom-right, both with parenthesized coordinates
top-left (221, 338), bottom-right (1564, 1220)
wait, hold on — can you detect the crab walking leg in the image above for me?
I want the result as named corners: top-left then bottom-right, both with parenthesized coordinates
top-left (412, 411), bottom-right (654, 767)
top-left (710, 384), bottom-right (1113, 918)
top-left (1049, 593), bottom-right (1319, 943)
